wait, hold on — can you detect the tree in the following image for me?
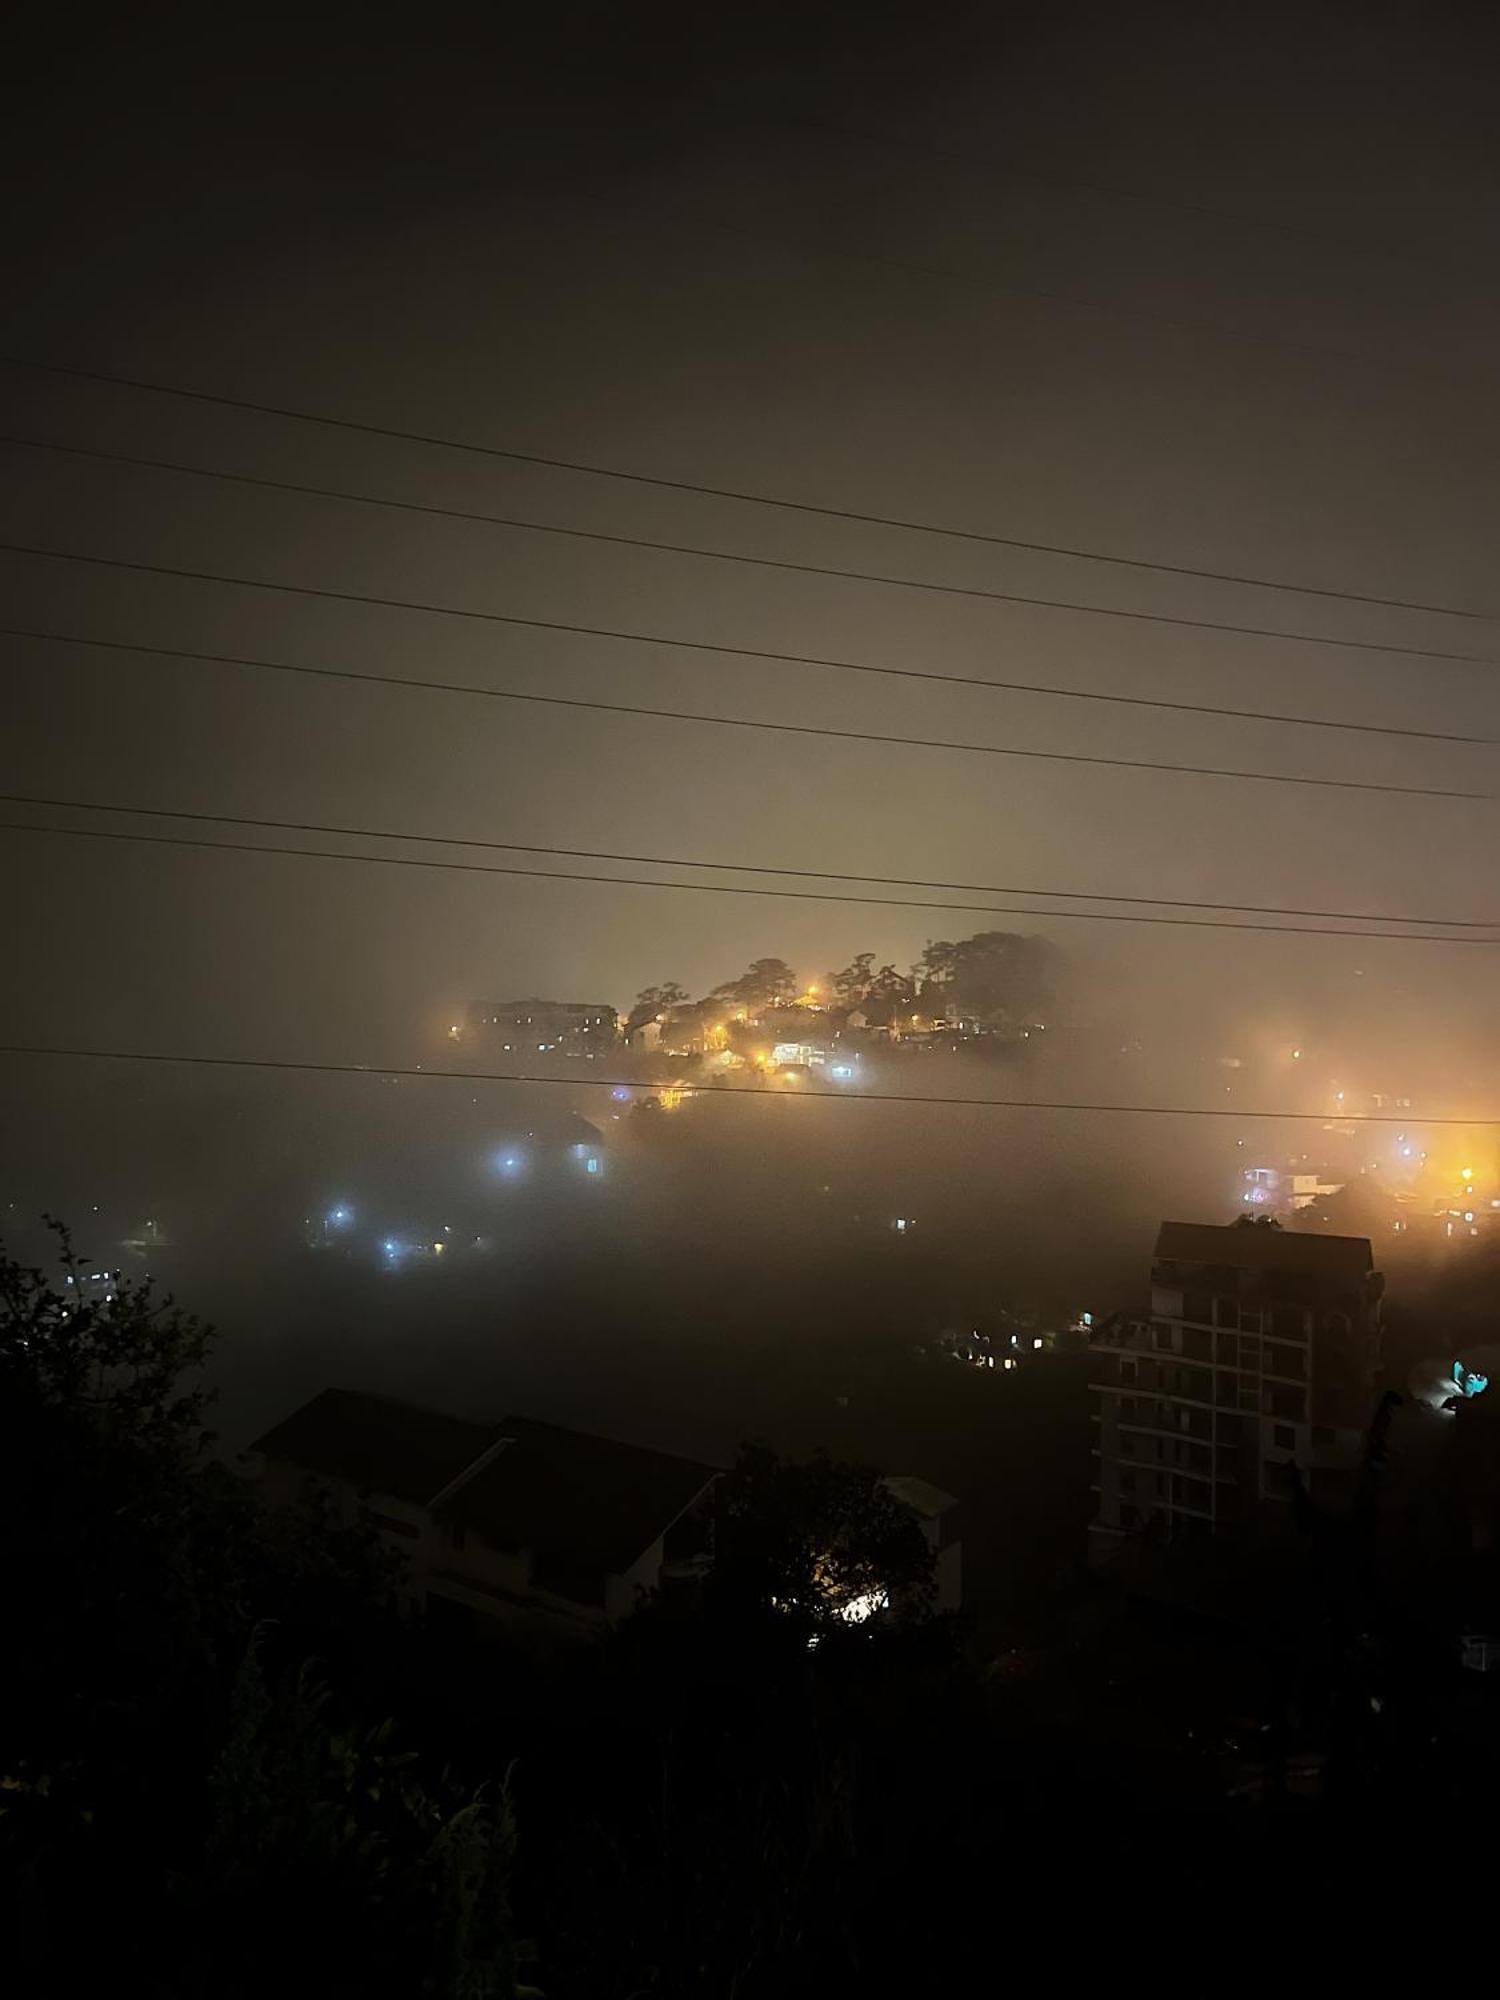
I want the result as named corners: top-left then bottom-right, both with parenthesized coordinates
top-left (707, 1444), bottom-right (936, 1637)
top-left (916, 930), bottom-right (1058, 1026)
top-left (625, 982), bottom-right (690, 1033)
top-left (0, 1227), bottom-right (525, 1994)
top-left (196, 1638), bottom-right (535, 1997)
top-left (828, 952), bottom-right (876, 1006)
top-left (710, 958), bottom-right (798, 1012)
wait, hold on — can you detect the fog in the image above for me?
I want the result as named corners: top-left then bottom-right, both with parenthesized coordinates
top-left (5, 6), bottom-right (1499, 1607)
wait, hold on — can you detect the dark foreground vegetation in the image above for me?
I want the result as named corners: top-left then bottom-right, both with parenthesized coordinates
top-left (4, 1230), bottom-right (1497, 1995)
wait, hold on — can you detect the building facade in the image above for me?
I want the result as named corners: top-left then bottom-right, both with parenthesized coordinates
top-left (250, 1389), bottom-right (718, 1632)
top-left (1088, 1219), bottom-right (1383, 1566)
top-left (466, 999), bottom-right (618, 1057)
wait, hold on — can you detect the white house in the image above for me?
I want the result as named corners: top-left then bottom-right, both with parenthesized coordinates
top-left (249, 1388), bottom-right (719, 1633)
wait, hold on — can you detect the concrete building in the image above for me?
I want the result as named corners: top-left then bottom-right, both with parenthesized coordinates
top-left (465, 999), bottom-right (618, 1058)
top-left (1088, 1218), bottom-right (1383, 1566)
top-left (249, 1389), bottom-right (718, 1631)
top-left (883, 1475), bottom-right (963, 1612)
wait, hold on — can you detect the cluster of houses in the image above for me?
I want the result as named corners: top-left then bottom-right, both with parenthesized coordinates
top-left (453, 993), bottom-right (1040, 1079)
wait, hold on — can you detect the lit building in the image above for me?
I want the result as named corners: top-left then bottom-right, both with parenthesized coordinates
top-left (771, 1040), bottom-right (832, 1069)
top-left (465, 999), bottom-right (618, 1057)
top-left (1088, 1219), bottom-right (1383, 1565)
top-left (1239, 1162), bottom-right (1345, 1215)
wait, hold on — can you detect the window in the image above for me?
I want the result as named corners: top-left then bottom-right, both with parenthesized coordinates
top-left (1312, 1425), bottom-right (1335, 1447)
top-left (1119, 1471), bottom-right (1136, 1494)
top-left (1272, 1424), bottom-right (1296, 1451)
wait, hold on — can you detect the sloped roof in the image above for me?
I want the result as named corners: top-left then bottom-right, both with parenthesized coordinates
top-left (445, 1416), bottom-right (719, 1577)
top-left (1155, 1220), bottom-right (1374, 1282)
top-left (884, 1474), bottom-right (961, 1519)
top-left (253, 1388), bottom-right (497, 1506)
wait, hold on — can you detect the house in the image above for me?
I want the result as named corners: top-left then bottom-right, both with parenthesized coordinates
top-left (883, 1475), bottom-right (963, 1612)
top-left (249, 1388), bottom-right (719, 1631)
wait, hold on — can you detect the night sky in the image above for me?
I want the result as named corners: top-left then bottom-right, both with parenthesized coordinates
top-left (5, 2), bottom-right (1499, 1083)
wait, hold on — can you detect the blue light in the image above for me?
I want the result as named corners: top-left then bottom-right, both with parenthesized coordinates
top-left (494, 1150), bottom-right (525, 1176)
top-left (327, 1205), bottom-right (353, 1228)
top-left (1455, 1362), bottom-right (1489, 1398)
top-left (611, 1087), bottom-right (631, 1102)
top-left (830, 1063), bottom-right (855, 1081)
top-left (585, 1155), bottom-right (601, 1175)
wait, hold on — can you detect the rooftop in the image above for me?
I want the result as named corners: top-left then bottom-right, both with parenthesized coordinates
top-left (447, 1416), bottom-right (719, 1578)
top-left (1155, 1219), bottom-right (1375, 1283)
top-left (474, 998), bottom-right (615, 1014)
top-left (252, 1388), bottom-right (497, 1508)
top-left (252, 1390), bottom-right (720, 1579)
top-left (884, 1474), bottom-right (961, 1519)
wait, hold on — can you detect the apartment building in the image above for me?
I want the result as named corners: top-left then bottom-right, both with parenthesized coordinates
top-left (1088, 1218), bottom-right (1383, 1565)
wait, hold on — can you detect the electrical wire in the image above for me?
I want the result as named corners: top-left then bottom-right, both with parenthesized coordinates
top-left (6, 812), bottom-right (1496, 945)
top-left (2, 572), bottom-right (1494, 804)
top-left (2, 1042), bottom-right (1496, 1124)
top-left (3, 355), bottom-right (1491, 624)
top-left (4, 603), bottom-right (1488, 753)
top-left (7, 436), bottom-right (1499, 751)
top-left (3, 787), bottom-right (1493, 929)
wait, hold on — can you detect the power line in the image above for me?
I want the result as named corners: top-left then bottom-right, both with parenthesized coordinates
top-left (3, 1041), bottom-right (1496, 1124)
top-left (5, 601), bottom-right (1489, 755)
top-left (7, 436), bottom-right (1499, 753)
top-left (3, 573), bottom-right (1495, 805)
top-left (6, 813), bottom-right (1496, 945)
top-left (4, 788), bottom-right (1493, 932)
top-left (3, 355), bottom-right (1491, 626)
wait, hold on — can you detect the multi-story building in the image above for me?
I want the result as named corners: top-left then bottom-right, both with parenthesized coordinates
top-left (464, 998), bottom-right (618, 1057)
top-left (1088, 1218), bottom-right (1383, 1566)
